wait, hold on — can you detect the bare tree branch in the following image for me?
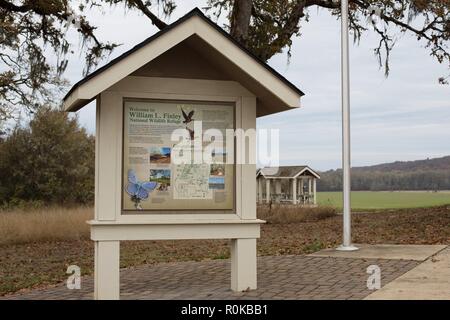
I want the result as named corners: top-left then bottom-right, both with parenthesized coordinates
top-left (127, 0), bottom-right (168, 29)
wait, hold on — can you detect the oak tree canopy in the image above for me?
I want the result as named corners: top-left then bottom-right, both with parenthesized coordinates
top-left (1, 0), bottom-right (449, 123)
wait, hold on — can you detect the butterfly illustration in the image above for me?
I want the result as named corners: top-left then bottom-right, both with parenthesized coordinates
top-left (181, 108), bottom-right (194, 124)
top-left (126, 169), bottom-right (157, 209)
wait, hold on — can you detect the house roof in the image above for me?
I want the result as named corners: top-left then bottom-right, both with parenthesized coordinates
top-left (257, 166), bottom-right (320, 179)
top-left (63, 8), bottom-right (304, 116)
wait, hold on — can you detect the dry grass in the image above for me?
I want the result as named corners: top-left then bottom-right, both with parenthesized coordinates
top-left (0, 205), bottom-right (448, 295)
top-left (257, 204), bottom-right (337, 224)
top-left (0, 206), bottom-right (92, 245)
top-left (0, 205), bottom-right (336, 245)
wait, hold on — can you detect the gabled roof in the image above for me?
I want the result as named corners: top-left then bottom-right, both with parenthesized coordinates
top-left (63, 8), bottom-right (304, 116)
top-left (257, 166), bottom-right (321, 179)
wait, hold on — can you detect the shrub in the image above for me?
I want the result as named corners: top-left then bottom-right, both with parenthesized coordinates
top-left (257, 204), bottom-right (337, 224)
top-left (0, 107), bottom-right (95, 206)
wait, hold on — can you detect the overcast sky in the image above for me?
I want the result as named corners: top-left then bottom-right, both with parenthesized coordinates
top-left (65, 2), bottom-right (450, 171)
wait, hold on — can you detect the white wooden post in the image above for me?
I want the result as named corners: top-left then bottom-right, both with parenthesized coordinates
top-left (299, 178), bottom-right (304, 204)
top-left (308, 178), bottom-right (312, 204)
top-left (230, 96), bottom-right (258, 292)
top-left (94, 241), bottom-right (120, 300)
top-left (313, 178), bottom-right (317, 205)
top-left (266, 179), bottom-right (271, 203)
top-left (292, 178), bottom-right (297, 205)
top-left (230, 238), bottom-right (257, 291)
top-left (94, 93), bottom-right (121, 300)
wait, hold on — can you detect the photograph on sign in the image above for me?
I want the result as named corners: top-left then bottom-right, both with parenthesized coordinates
top-left (122, 99), bottom-right (235, 212)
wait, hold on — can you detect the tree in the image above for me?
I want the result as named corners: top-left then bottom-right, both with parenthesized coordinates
top-left (0, 0), bottom-right (119, 122)
top-left (1, 0), bottom-right (449, 122)
top-left (0, 107), bottom-right (95, 206)
top-left (213, 1), bottom-right (449, 81)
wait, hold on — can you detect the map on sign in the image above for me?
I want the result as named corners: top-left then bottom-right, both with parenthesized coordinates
top-left (173, 164), bottom-right (212, 199)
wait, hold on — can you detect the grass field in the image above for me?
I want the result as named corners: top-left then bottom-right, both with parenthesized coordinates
top-left (0, 206), bottom-right (91, 245)
top-left (318, 191), bottom-right (450, 209)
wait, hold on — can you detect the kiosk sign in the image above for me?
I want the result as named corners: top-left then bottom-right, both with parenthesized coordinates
top-left (62, 9), bottom-right (303, 299)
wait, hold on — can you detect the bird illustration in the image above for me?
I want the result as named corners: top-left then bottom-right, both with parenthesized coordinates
top-left (181, 108), bottom-right (194, 124)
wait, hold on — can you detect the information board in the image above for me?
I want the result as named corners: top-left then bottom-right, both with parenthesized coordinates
top-left (122, 99), bottom-right (234, 212)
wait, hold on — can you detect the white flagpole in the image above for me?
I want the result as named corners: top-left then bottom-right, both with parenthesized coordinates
top-left (337, 0), bottom-right (358, 251)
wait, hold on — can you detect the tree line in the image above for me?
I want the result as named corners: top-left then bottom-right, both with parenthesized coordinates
top-left (318, 169), bottom-right (450, 192)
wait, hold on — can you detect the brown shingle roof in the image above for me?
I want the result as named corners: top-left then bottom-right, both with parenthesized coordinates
top-left (258, 166), bottom-right (320, 178)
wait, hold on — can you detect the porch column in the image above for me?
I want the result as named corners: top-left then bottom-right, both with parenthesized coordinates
top-left (292, 178), bottom-right (297, 205)
top-left (313, 178), bottom-right (317, 205)
top-left (299, 178), bottom-right (304, 204)
top-left (308, 178), bottom-right (312, 204)
top-left (266, 179), bottom-right (271, 203)
top-left (258, 178), bottom-right (263, 204)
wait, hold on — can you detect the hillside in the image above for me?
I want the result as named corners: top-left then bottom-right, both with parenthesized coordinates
top-left (318, 156), bottom-right (450, 191)
top-left (352, 156), bottom-right (450, 172)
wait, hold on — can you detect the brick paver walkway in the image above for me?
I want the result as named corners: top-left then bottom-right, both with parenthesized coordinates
top-left (3, 255), bottom-right (418, 300)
